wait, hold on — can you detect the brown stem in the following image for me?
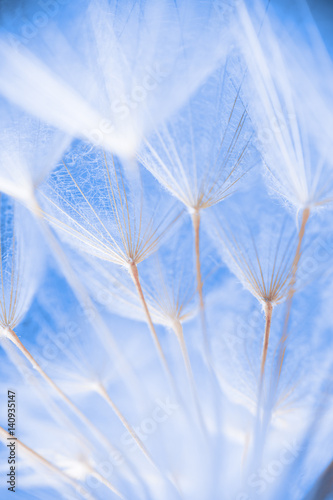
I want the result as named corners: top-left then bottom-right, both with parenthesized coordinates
top-left (172, 319), bottom-right (206, 434)
top-left (36, 208), bottom-right (142, 403)
top-left (260, 301), bottom-right (273, 383)
top-left (293, 207), bottom-right (311, 276)
top-left (192, 211), bottom-right (204, 310)
top-left (255, 301), bottom-right (273, 426)
top-left (191, 211), bottom-right (210, 364)
top-left (86, 466), bottom-right (125, 499)
top-left (98, 384), bottom-right (155, 466)
top-left (276, 207), bottom-right (310, 381)
top-left (251, 210), bottom-right (310, 472)
top-left (128, 262), bottom-right (176, 393)
top-left (5, 328), bottom-right (118, 457)
top-left (98, 383), bottom-right (182, 497)
top-left (285, 207), bottom-right (311, 327)
top-left (0, 426), bottom-right (98, 500)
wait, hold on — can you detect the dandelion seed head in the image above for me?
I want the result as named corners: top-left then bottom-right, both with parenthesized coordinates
top-left (139, 63), bottom-right (258, 215)
top-left (237, 0), bottom-right (333, 213)
top-left (0, 1), bottom-right (333, 499)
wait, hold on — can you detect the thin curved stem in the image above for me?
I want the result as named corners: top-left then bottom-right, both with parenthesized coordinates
top-left (189, 214), bottom-right (223, 431)
top-left (0, 426), bottom-right (98, 500)
top-left (6, 328), bottom-right (119, 457)
top-left (98, 383), bottom-right (183, 498)
top-left (251, 208), bottom-right (311, 472)
top-left (128, 262), bottom-right (177, 395)
top-left (36, 203), bottom-right (144, 404)
top-left (172, 319), bottom-right (207, 435)
top-left (260, 301), bottom-right (273, 385)
top-left (276, 207), bottom-right (310, 383)
top-left (191, 211), bottom-right (210, 364)
top-left (256, 300), bottom-right (274, 418)
top-left (98, 384), bottom-right (155, 466)
top-left (86, 466), bottom-right (125, 499)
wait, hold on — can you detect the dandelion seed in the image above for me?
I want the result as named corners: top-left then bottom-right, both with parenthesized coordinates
top-left (139, 63), bottom-right (258, 361)
top-left (0, 194), bottom-right (143, 488)
top-left (138, 229), bottom-right (210, 434)
top-left (237, 0), bottom-right (333, 214)
top-left (0, 1), bottom-right (332, 499)
top-left (0, 103), bottom-right (131, 395)
top-left (39, 144), bottom-right (184, 419)
top-left (208, 187), bottom-right (299, 393)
